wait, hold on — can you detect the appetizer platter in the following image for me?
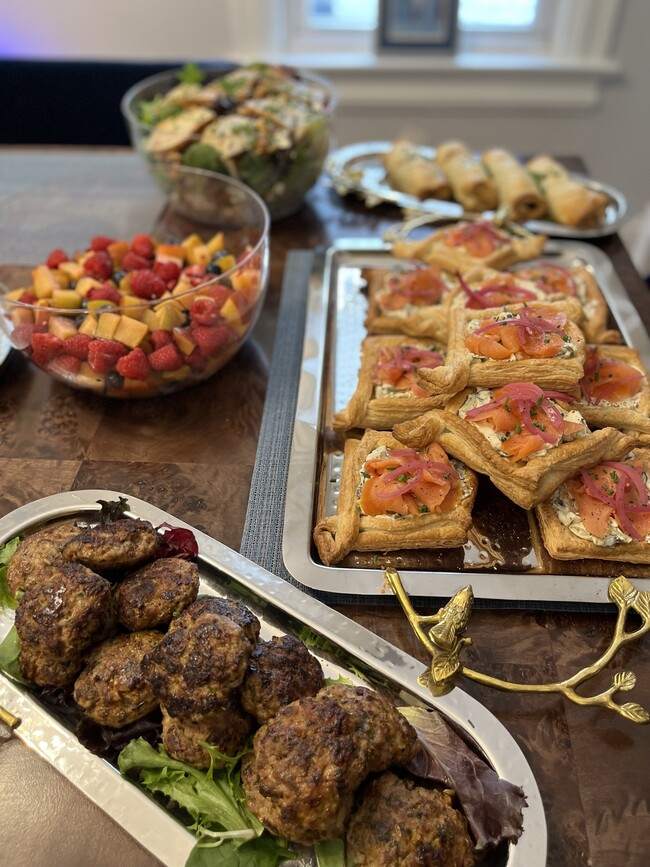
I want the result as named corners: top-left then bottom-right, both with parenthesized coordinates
top-left (0, 490), bottom-right (545, 866)
top-left (283, 236), bottom-right (650, 602)
top-left (325, 141), bottom-right (627, 239)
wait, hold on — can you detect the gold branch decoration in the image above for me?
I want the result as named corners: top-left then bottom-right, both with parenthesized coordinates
top-left (385, 568), bottom-right (650, 725)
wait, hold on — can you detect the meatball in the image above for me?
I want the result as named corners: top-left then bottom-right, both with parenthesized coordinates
top-left (241, 693), bottom-right (363, 845)
top-left (142, 612), bottom-right (252, 716)
top-left (6, 521), bottom-right (82, 595)
top-left (161, 696), bottom-right (255, 769)
top-left (321, 684), bottom-right (418, 772)
top-left (346, 772), bottom-right (475, 867)
top-left (73, 631), bottom-right (163, 728)
top-left (240, 635), bottom-right (324, 723)
top-left (62, 518), bottom-right (159, 571)
top-left (115, 558), bottom-right (200, 631)
top-left (169, 596), bottom-right (260, 647)
top-left (15, 562), bottom-right (112, 661)
top-left (18, 642), bottom-right (82, 688)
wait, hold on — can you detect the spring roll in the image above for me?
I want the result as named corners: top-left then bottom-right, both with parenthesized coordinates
top-left (482, 147), bottom-right (547, 221)
top-left (436, 140), bottom-right (498, 212)
top-left (526, 154), bottom-right (610, 228)
top-left (383, 139), bottom-right (451, 201)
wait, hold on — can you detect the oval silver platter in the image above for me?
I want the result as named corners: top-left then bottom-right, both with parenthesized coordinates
top-left (325, 141), bottom-right (628, 239)
top-left (0, 489), bottom-right (546, 867)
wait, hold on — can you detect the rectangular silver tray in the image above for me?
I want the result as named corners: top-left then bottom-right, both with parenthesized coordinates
top-left (0, 490), bottom-right (545, 867)
top-left (283, 239), bottom-right (650, 603)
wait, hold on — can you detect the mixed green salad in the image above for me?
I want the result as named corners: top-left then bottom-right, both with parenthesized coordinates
top-left (129, 63), bottom-right (333, 219)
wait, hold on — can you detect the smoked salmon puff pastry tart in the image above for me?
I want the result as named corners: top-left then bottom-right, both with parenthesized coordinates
top-left (312, 431), bottom-right (477, 566)
top-left (393, 383), bottom-right (636, 510)
top-left (391, 219), bottom-right (546, 273)
top-left (574, 345), bottom-right (650, 442)
top-left (364, 262), bottom-right (458, 343)
top-left (535, 448), bottom-right (650, 563)
top-left (414, 303), bottom-right (587, 397)
top-left (332, 336), bottom-right (457, 433)
top-left (447, 266), bottom-right (585, 326)
top-left (509, 260), bottom-right (621, 344)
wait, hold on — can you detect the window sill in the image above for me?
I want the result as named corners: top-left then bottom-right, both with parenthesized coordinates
top-left (255, 51), bottom-right (622, 111)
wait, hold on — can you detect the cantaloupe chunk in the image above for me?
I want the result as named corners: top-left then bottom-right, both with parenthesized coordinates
top-left (156, 243), bottom-right (185, 266)
top-left (78, 313), bottom-right (98, 337)
top-left (49, 315), bottom-right (78, 340)
top-left (113, 315), bottom-right (149, 349)
top-left (95, 311), bottom-right (121, 339)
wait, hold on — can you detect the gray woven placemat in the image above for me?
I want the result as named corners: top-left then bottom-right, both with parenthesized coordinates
top-left (240, 250), bottom-right (613, 613)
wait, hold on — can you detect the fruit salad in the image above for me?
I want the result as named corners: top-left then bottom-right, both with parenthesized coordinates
top-left (0, 231), bottom-right (265, 397)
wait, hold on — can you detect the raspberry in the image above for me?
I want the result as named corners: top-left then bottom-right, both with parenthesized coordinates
top-left (31, 332), bottom-right (64, 365)
top-left (191, 323), bottom-right (233, 357)
top-left (116, 347), bottom-right (150, 381)
top-left (122, 251), bottom-right (152, 272)
top-left (131, 233), bottom-right (155, 259)
top-left (182, 264), bottom-right (208, 286)
top-left (10, 323), bottom-right (46, 350)
top-left (90, 236), bottom-right (116, 251)
top-left (49, 354), bottom-right (81, 376)
top-left (130, 269), bottom-right (167, 300)
top-left (46, 249), bottom-right (68, 269)
top-left (87, 338), bottom-right (128, 373)
top-left (83, 250), bottom-right (113, 281)
top-left (150, 329), bottom-right (173, 349)
top-left (63, 333), bottom-right (92, 360)
top-left (18, 291), bottom-right (37, 305)
top-left (87, 283), bottom-right (121, 305)
top-left (204, 285), bottom-right (232, 308)
top-left (153, 260), bottom-right (181, 286)
top-left (147, 342), bottom-right (183, 371)
top-left (190, 296), bottom-right (222, 326)
top-left (184, 348), bottom-right (208, 372)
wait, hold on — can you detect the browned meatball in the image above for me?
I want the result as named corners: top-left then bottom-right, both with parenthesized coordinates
top-left (6, 521), bottom-right (82, 595)
top-left (346, 772), bottom-right (476, 867)
top-left (240, 635), bottom-right (324, 723)
top-left (142, 612), bottom-right (252, 716)
top-left (169, 596), bottom-right (260, 647)
top-left (18, 642), bottom-right (82, 687)
top-left (241, 693), bottom-right (363, 845)
top-left (321, 683), bottom-right (418, 772)
top-left (15, 563), bottom-right (112, 661)
top-left (161, 696), bottom-right (255, 769)
top-left (115, 558), bottom-right (200, 631)
top-left (62, 518), bottom-right (159, 571)
top-left (73, 631), bottom-right (163, 728)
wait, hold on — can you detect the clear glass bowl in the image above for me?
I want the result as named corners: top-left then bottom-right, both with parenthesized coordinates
top-left (0, 168), bottom-right (270, 398)
top-left (120, 63), bottom-right (336, 221)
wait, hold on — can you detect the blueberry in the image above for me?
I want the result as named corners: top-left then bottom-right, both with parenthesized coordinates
top-left (112, 270), bottom-right (126, 284)
top-left (106, 371), bottom-right (124, 389)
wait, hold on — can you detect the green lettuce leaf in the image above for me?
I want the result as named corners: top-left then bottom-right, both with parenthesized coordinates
top-left (0, 536), bottom-right (21, 609)
top-left (0, 626), bottom-right (29, 684)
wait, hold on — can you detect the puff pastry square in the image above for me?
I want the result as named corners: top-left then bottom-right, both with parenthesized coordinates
top-left (415, 303), bottom-right (587, 396)
top-left (535, 448), bottom-right (650, 563)
top-left (393, 388), bottom-right (637, 510)
top-left (574, 345), bottom-right (650, 443)
top-left (313, 430), bottom-right (478, 565)
top-left (391, 219), bottom-right (546, 273)
top-left (510, 260), bottom-right (621, 344)
top-left (364, 263), bottom-right (458, 343)
top-left (332, 335), bottom-right (456, 432)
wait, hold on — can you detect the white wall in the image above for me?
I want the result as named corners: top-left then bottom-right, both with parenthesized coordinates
top-left (2, 1), bottom-right (649, 219)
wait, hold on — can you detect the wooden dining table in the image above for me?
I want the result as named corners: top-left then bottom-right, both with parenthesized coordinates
top-left (0, 147), bottom-right (648, 867)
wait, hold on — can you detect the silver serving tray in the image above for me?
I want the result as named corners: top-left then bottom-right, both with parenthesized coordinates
top-left (282, 239), bottom-right (650, 602)
top-left (326, 141), bottom-right (628, 239)
top-left (0, 490), bottom-right (545, 866)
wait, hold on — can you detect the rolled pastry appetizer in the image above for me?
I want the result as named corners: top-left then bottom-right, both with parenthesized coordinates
top-left (482, 148), bottom-right (547, 221)
top-left (436, 140), bottom-right (498, 212)
top-left (526, 155), bottom-right (610, 228)
top-left (383, 139), bottom-right (451, 201)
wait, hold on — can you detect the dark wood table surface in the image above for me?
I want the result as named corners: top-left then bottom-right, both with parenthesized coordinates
top-left (0, 150), bottom-right (648, 867)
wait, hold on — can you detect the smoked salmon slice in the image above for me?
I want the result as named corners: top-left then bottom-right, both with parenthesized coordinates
top-left (579, 346), bottom-right (644, 404)
top-left (441, 220), bottom-right (509, 257)
top-left (511, 262), bottom-right (579, 297)
top-left (457, 272), bottom-right (540, 309)
top-left (566, 460), bottom-right (650, 541)
top-left (359, 443), bottom-right (460, 517)
top-left (373, 345), bottom-right (443, 398)
top-left (465, 308), bottom-right (570, 360)
top-left (378, 265), bottom-right (450, 311)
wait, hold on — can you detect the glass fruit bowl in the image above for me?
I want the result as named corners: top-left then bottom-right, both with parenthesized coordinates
top-left (0, 168), bottom-right (270, 398)
top-left (120, 62), bottom-right (336, 221)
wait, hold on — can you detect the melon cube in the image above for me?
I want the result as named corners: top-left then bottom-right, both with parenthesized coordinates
top-left (78, 313), bottom-right (98, 337)
top-left (113, 315), bottom-right (149, 349)
top-left (95, 311), bottom-right (121, 339)
top-left (48, 315), bottom-right (78, 340)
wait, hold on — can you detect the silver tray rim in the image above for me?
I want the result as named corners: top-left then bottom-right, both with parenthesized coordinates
top-left (325, 141), bottom-right (628, 239)
top-left (282, 238), bottom-right (650, 603)
top-left (0, 489), bottom-right (546, 867)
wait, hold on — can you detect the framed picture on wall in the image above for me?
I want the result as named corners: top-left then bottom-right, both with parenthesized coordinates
top-left (378, 0), bottom-right (458, 50)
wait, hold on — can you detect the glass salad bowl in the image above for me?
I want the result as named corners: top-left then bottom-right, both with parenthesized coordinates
top-left (0, 168), bottom-right (270, 398)
top-left (121, 62), bottom-right (336, 221)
